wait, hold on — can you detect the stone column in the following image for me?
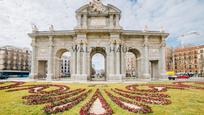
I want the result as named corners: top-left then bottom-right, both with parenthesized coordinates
top-left (143, 35), bottom-right (150, 79)
top-left (116, 44), bottom-right (120, 75)
top-left (110, 15), bottom-right (114, 28)
top-left (47, 36), bottom-right (54, 81)
top-left (82, 42), bottom-right (87, 75)
top-left (110, 43), bottom-right (115, 75)
top-left (83, 14), bottom-right (87, 29)
top-left (160, 36), bottom-right (166, 78)
top-left (116, 15), bottom-right (120, 28)
top-left (77, 44), bottom-right (81, 75)
top-left (122, 45), bottom-right (127, 78)
top-left (30, 37), bottom-right (36, 79)
top-left (71, 45), bottom-right (76, 79)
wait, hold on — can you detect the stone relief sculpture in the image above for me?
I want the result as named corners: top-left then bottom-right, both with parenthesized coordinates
top-left (89, 0), bottom-right (105, 12)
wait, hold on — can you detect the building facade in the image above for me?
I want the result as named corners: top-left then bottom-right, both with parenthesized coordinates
top-left (29, 0), bottom-right (168, 81)
top-left (173, 45), bottom-right (204, 76)
top-left (0, 46), bottom-right (31, 77)
top-left (126, 52), bottom-right (137, 77)
top-left (165, 47), bottom-right (174, 71)
top-left (60, 55), bottom-right (71, 77)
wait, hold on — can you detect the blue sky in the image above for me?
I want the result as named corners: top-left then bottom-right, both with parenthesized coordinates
top-left (0, 0), bottom-right (204, 48)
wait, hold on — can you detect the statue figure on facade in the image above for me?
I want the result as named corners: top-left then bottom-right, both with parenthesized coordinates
top-left (89, 0), bottom-right (105, 13)
top-left (160, 26), bottom-right (165, 32)
top-left (49, 25), bottom-right (54, 32)
top-left (32, 24), bottom-right (38, 32)
top-left (143, 25), bottom-right (148, 32)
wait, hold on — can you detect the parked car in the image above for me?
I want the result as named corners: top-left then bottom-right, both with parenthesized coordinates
top-left (166, 71), bottom-right (177, 80)
top-left (168, 75), bottom-right (177, 80)
top-left (177, 75), bottom-right (190, 79)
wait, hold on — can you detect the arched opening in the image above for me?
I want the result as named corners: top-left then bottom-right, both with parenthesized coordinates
top-left (55, 49), bottom-right (71, 79)
top-left (90, 47), bottom-right (106, 81)
top-left (125, 49), bottom-right (141, 79)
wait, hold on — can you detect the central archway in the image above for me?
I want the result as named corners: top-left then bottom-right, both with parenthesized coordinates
top-left (90, 47), bottom-right (107, 81)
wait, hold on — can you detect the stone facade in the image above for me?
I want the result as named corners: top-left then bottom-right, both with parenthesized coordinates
top-left (174, 45), bottom-right (204, 75)
top-left (0, 45), bottom-right (31, 72)
top-left (60, 55), bottom-right (71, 77)
top-left (28, 1), bottom-right (169, 81)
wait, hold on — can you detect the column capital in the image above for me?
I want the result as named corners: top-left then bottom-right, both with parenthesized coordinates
top-left (144, 35), bottom-right (149, 39)
top-left (116, 39), bottom-right (122, 45)
top-left (75, 39), bottom-right (88, 45)
top-left (143, 35), bottom-right (149, 47)
top-left (160, 36), bottom-right (166, 47)
top-left (31, 37), bottom-right (37, 47)
top-left (160, 41), bottom-right (166, 47)
top-left (31, 43), bottom-right (37, 47)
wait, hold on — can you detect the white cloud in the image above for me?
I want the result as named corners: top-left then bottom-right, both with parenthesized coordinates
top-left (0, 0), bottom-right (204, 48)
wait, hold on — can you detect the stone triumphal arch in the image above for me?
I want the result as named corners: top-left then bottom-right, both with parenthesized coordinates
top-left (29, 0), bottom-right (169, 81)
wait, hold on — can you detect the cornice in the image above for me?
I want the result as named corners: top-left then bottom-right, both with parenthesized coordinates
top-left (28, 29), bottom-right (169, 38)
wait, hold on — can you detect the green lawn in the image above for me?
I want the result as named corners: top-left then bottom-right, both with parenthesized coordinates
top-left (0, 81), bottom-right (204, 115)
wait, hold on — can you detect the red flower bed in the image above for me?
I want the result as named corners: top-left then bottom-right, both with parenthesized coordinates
top-left (6, 85), bottom-right (48, 93)
top-left (6, 84), bottom-right (69, 94)
top-left (80, 89), bottom-right (113, 115)
top-left (25, 88), bottom-right (86, 105)
top-left (0, 81), bottom-right (25, 90)
top-left (105, 90), bottom-right (152, 114)
top-left (125, 83), bottom-right (192, 93)
top-left (172, 82), bottom-right (204, 90)
top-left (115, 88), bottom-right (170, 98)
top-left (111, 89), bottom-right (171, 105)
top-left (126, 84), bottom-right (168, 93)
top-left (44, 89), bottom-right (92, 114)
top-left (22, 88), bottom-right (83, 100)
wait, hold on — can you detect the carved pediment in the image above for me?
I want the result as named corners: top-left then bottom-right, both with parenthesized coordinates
top-left (76, 3), bottom-right (121, 15)
top-left (75, 1), bottom-right (122, 29)
top-left (89, 0), bottom-right (106, 13)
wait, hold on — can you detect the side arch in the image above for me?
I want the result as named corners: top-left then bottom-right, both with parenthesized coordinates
top-left (125, 48), bottom-right (142, 78)
top-left (54, 48), bottom-right (71, 79)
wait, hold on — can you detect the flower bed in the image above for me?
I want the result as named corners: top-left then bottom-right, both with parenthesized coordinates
top-left (172, 82), bottom-right (204, 90)
top-left (126, 84), bottom-right (168, 93)
top-left (22, 88), bottom-right (83, 100)
top-left (0, 81), bottom-right (25, 90)
top-left (111, 89), bottom-right (171, 105)
top-left (115, 88), bottom-right (170, 98)
top-left (25, 88), bottom-right (86, 105)
top-left (44, 89), bottom-right (92, 114)
top-left (6, 84), bottom-right (69, 94)
top-left (105, 90), bottom-right (152, 114)
top-left (80, 89), bottom-right (113, 115)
